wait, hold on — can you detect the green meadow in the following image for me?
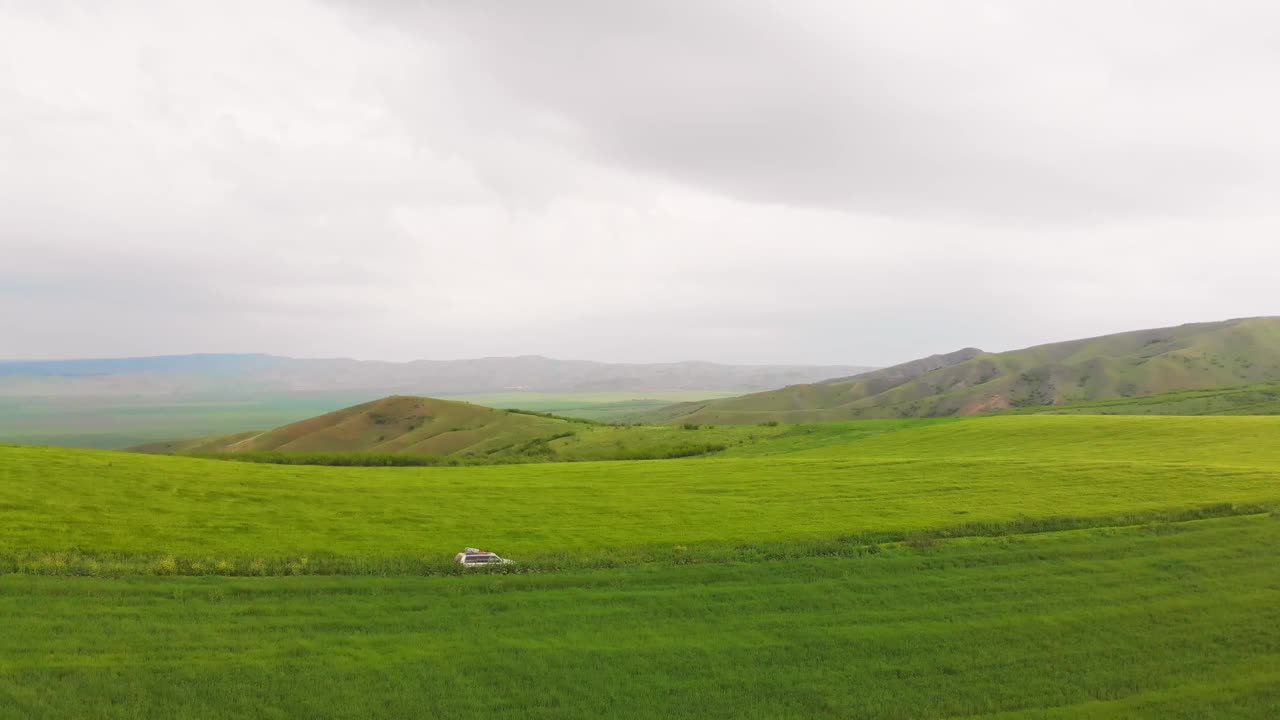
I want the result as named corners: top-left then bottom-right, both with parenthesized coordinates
top-left (2, 414), bottom-right (1279, 717)
top-left (5, 515), bottom-right (1279, 719)
top-left (6, 415), bottom-right (1280, 572)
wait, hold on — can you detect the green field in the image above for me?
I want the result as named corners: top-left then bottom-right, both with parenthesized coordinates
top-left (5, 515), bottom-right (1278, 719)
top-left (2, 415), bottom-right (1279, 717)
top-left (7, 415), bottom-right (1279, 573)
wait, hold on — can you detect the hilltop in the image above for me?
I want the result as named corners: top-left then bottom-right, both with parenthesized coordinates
top-left (644, 317), bottom-right (1280, 423)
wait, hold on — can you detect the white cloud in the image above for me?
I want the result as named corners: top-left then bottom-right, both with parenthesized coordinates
top-left (1, 0), bottom-right (1278, 365)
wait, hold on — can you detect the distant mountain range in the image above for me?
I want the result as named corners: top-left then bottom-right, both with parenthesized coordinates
top-left (0, 354), bottom-right (874, 397)
top-left (642, 317), bottom-right (1280, 423)
top-left (11, 317), bottom-right (1280, 445)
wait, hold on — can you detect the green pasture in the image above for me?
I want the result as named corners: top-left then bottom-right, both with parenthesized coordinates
top-left (786, 414), bottom-right (1280, 466)
top-left (3, 415), bottom-right (1278, 574)
top-left (3, 414), bottom-right (1279, 718)
top-left (2, 515), bottom-right (1278, 719)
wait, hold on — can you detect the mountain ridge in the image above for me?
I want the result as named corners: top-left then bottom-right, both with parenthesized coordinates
top-left (641, 317), bottom-right (1280, 423)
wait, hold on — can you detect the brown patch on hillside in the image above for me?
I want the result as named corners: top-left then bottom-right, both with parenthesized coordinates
top-left (960, 394), bottom-right (1011, 415)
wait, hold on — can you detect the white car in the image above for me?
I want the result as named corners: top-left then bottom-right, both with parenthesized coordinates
top-left (455, 547), bottom-right (514, 567)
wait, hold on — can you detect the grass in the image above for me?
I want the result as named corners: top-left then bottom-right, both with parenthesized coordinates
top-left (786, 414), bottom-right (1280, 465)
top-left (441, 391), bottom-right (740, 422)
top-left (3, 415), bottom-right (1279, 572)
top-left (2, 515), bottom-right (1278, 719)
top-left (1012, 381), bottom-right (1280, 416)
top-left (184, 439), bottom-right (736, 469)
top-left (717, 417), bottom-right (958, 457)
top-left (539, 422), bottom-right (785, 461)
top-left (3, 414), bottom-right (1280, 717)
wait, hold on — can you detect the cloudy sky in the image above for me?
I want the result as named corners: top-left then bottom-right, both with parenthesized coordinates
top-left (3, 1), bottom-right (1278, 366)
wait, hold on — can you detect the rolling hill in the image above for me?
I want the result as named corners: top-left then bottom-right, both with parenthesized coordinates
top-left (644, 317), bottom-right (1280, 423)
top-left (129, 395), bottom-right (785, 462)
top-left (131, 396), bottom-right (576, 457)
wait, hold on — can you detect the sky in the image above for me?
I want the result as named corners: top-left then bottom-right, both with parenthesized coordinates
top-left (2, 0), bottom-right (1278, 366)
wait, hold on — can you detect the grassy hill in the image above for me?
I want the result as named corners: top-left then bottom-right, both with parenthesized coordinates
top-left (2, 415), bottom-right (1278, 717)
top-left (131, 395), bottom-right (579, 457)
top-left (130, 395), bottom-right (804, 463)
top-left (646, 316), bottom-right (1280, 423)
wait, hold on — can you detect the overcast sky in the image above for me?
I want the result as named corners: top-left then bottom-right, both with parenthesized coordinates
top-left (2, 1), bottom-right (1278, 366)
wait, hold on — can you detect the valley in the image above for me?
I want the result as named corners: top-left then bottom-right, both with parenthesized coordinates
top-left (4, 320), bottom-right (1280, 719)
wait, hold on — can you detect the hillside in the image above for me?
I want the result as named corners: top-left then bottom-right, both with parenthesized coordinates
top-left (132, 396), bottom-right (575, 457)
top-left (130, 395), bottom-right (791, 462)
top-left (644, 317), bottom-right (1280, 423)
top-left (1017, 381), bottom-right (1280, 416)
